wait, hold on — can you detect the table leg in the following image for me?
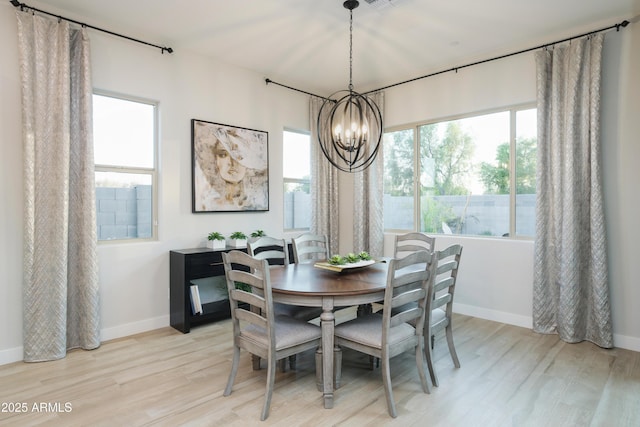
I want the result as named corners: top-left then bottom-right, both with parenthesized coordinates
top-left (320, 298), bottom-right (335, 409)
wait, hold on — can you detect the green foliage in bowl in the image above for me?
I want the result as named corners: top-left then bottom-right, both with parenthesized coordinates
top-left (345, 252), bottom-right (360, 263)
top-left (328, 254), bottom-right (346, 265)
top-left (328, 251), bottom-right (373, 265)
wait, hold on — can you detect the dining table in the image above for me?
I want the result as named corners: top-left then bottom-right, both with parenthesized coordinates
top-left (268, 259), bottom-right (391, 409)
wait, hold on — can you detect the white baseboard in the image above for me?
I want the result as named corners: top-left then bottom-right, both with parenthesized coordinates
top-left (0, 315), bottom-right (170, 366)
top-left (612, 333), bottom-right (640, 352)
top-left (100, 315), bottom-right (169, 342)
top-left (454, 303), bottom-right (640, 352)
top-left (454, 302), bottom-right (533, 329)
top-left (0, 346), bottom-right (23, 366)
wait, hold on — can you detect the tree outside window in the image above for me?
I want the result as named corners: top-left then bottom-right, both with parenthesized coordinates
top-left (383, 107), bottom-right (537, 238)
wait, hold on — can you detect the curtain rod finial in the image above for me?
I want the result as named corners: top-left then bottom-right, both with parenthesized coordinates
top-left (10, 0), bottom-right (22, 7)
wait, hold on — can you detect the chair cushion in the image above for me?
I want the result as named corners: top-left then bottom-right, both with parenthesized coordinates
top-left (243, 315), bottom-right (321, 350)
top-left (334, 313), bottom-right (416, 348)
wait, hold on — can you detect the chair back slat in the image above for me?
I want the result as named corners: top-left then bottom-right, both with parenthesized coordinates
top-left (394, 232), bottom-right (435, 259)
top-left (230, 288), bottom-right (266, 310)
top-left (234, 306), bottom-right (268, 329)
top-left (434, 276), bottom-right (455, 293)
top-left (292, 233), bottom-right (329, 263)
top-left (248, 236), bottom-right (289, 266)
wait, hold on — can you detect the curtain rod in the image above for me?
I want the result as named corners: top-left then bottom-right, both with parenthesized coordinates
top-left (264, 78), bottom-right (330, 101)
top-left (266, 18), bottom-right (629, 98)
top-left (365, 19), bottom-right (629, 94)
top-left (9, 0), bottom-right (174, 54)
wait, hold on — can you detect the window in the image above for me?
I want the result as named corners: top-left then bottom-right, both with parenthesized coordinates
top-left (283, 129), bottom-right (311, 230)
top-left (384, 106), bottom-right (537, 238)
top-left (93, 93), bottom-right (157, 241)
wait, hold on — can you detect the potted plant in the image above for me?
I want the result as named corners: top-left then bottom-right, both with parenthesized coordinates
top-left (249, 229), bottom-right (266, 242)
top-left (207, 232), bottom-right (226, 250)
top-left (228, 231), bottom-right (248, 248)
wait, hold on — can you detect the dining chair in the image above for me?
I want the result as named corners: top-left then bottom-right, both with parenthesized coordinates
top-left (424, 244), bottom-right (463, 387)
top-left (222, 250), bottom-right (322, 421)
top-left (248, 236), bottom-right (323, 371)
top-left (333, 250), bottom-right (433, 418)
top-left (248, 236), bottom-right (322, 322)
top-left (292, 232), bottom-right (330, 264)
top-left (247, 235), bottom-right (291, 266)
top-left (393, 231), bottom-right (436, 258)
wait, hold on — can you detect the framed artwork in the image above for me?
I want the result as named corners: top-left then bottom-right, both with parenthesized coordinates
top-left (191, 119), bottom-right (269, 212)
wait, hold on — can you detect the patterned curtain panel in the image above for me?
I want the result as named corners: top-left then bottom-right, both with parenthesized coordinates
top-left (17, 11), bottom-right (100, 362)
top-left (310, 96), bottom-right (340, 256)
top-left (353, 92), bottom-right (384, 258)
top-left (533, 34), bottom-right (613, 348)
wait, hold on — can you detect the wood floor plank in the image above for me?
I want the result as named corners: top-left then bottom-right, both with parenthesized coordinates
top-left (1, 315), bottom-right (639, 426)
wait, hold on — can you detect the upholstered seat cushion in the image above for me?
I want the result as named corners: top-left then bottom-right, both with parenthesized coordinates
top-left (243, 315), bottom-right (322, 350)
top-left (334, 313), bottom-right (416, 348)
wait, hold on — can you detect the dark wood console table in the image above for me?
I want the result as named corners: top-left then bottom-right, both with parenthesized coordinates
top-left (169, 244), bottom-right (294, 333)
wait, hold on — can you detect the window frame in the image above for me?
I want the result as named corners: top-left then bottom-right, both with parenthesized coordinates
top-left (93, 90), bottom-right (159, 243)
top-left (283, 128), bottom-right (311, 232)
top-left (384, 103), bottom-right (536, 239)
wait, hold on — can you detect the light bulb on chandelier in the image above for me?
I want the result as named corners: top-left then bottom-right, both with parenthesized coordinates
top-left (317, 0), bottom-right (383, 173)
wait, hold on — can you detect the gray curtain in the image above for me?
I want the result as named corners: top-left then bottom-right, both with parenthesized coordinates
top-left (17, 11), bottom-right (100, 362)
top-left (310, 96), bottom-right (340, 256)
top-left (353, 91), bottom-right (384, 257)
top-left (533, 34), bottom-right (612, 348)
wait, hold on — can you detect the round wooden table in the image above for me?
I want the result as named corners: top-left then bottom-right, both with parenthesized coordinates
top-left (268, 260), bottom-right (390, 409)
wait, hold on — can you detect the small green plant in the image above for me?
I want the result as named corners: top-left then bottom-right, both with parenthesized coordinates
top-left (230, 231), bottom-right (247, 240)
top-left (345, 252), bottom-right (359, 263)
top-left (328, 254), bottom-right (346, 265)
top-left (250, 229), bottom-right (266, 238)
top-left (328, 251), bottom-right (373, 265)
top-left (207, 232), bottom-right (225, 241)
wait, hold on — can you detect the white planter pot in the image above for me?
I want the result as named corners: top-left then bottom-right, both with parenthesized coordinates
top-left (228, 238), bottom-right (247, 248)
top-left (207, 240), bottom-right (226, 250)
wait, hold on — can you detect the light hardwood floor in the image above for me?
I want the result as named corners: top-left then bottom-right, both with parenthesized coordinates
top-left (1, 312), bottom-right (639, 426)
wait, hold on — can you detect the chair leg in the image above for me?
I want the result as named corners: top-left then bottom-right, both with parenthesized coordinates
top-left (416, 341), bottom-right (431, 394)
top-left (252, 354), bottom-right (261, 371)
top-left (261, 355), bottom-right (277, 421)
top-left (289, 355), bottom-right (297, 370)
top-left (278, 358), bottom-right (287, 372)
top-left (224, 346), bottom-right (241, 396)
top-left (380, 354), bottom-right (397, 418)
top-left (445, 324), bottom-right (460, 368)
top-left (424, 331), bottom-right (438, 387)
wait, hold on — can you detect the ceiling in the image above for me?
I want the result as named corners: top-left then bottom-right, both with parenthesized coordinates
top-left (25, 0), bottom-right (637, 95)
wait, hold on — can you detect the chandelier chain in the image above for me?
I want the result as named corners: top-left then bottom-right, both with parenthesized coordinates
top-left (349, 8), bottom-right (353, 91)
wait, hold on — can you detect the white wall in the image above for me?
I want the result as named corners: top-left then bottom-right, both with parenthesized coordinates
top-left (1, 2), bottom-right (639, 365)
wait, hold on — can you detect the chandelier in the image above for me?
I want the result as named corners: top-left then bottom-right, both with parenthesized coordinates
top-left (317, 0), bottom-right (383, 173)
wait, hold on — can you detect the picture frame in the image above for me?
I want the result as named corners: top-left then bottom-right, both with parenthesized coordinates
top-left (191, 119), bottom-right (269, 212)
